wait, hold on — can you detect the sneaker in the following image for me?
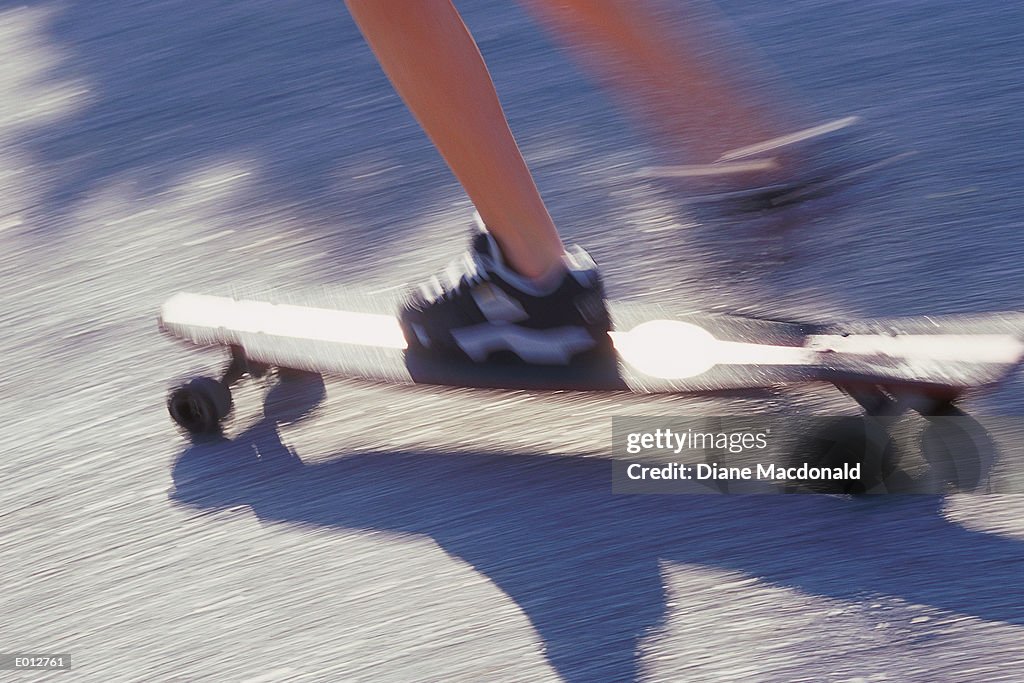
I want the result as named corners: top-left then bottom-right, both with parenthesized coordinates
top-left (399, 216), bottom-right (612, 365)
top-left (635, 115), bottom-right (899, 209)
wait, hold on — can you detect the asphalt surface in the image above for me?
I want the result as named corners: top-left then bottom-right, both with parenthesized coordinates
top-left (1, 1), bottom-right (1023, 681)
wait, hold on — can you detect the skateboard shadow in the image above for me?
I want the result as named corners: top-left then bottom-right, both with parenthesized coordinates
top-left (169, 386), bottom-right (1024, 682)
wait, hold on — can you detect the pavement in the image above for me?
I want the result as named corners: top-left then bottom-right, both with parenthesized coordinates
top-left (1, 1), bottom-right (1023, 681)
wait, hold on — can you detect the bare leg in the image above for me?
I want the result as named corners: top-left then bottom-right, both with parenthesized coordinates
top-left (345, 0), bottom-right (565, 279)
top-left (520, 0), bottom-right (792, 168)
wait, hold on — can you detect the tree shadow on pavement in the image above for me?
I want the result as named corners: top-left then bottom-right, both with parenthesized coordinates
top-left (2, 0), bottom-right (625, 261)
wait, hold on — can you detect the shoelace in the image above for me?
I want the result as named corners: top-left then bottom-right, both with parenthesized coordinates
top-left (422, 251), bottom-right (490, 303)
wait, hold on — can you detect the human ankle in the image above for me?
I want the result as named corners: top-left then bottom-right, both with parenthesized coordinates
top-left (489, 241), bottom-right (567, 296)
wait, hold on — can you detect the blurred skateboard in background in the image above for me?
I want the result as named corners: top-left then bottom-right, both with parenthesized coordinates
top-left (158, 289), bottom-right (1024, 437)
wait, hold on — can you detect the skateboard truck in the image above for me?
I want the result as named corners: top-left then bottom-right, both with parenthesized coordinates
top-left (841, 382), bottom-right (961, 418)
top-left (221, 344), bottom-right (268, 385)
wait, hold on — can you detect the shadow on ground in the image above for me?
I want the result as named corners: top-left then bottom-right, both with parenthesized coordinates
top-left (3, 0), bottom-right (631, 251)
top-left (169, 379), bottom-right (1024, 682)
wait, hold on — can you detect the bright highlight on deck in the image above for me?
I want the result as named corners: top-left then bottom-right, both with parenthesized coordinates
top-left (611, 320), bottom-right (814, 379)
top-left (160, 293), bottom-right (409, 349)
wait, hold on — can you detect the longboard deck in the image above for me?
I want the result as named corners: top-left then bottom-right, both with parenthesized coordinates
top-left (159, 290), bottom-right (1024, 395)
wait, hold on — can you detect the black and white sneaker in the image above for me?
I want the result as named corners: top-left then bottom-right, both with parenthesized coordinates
top-left (399, 216), bottom-right (612, 365)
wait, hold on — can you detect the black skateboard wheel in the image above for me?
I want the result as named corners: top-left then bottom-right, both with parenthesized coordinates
top-left (168, 377), bottom-right (233, 435)
top-left (791, 416), bottom-right (900, 494)
top-left (920, 406), bottom-right (993, 492)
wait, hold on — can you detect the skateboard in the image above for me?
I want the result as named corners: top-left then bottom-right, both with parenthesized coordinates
top-left (158, 289), bottom-right (1024, 436)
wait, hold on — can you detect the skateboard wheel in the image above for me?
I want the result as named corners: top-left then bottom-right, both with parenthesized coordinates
top-left (793, 417), bottom-right (899, 494)
top-left (920, 406), bottom-right (991, 492)
top-left (168, 376), bottom-right (233, 435)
